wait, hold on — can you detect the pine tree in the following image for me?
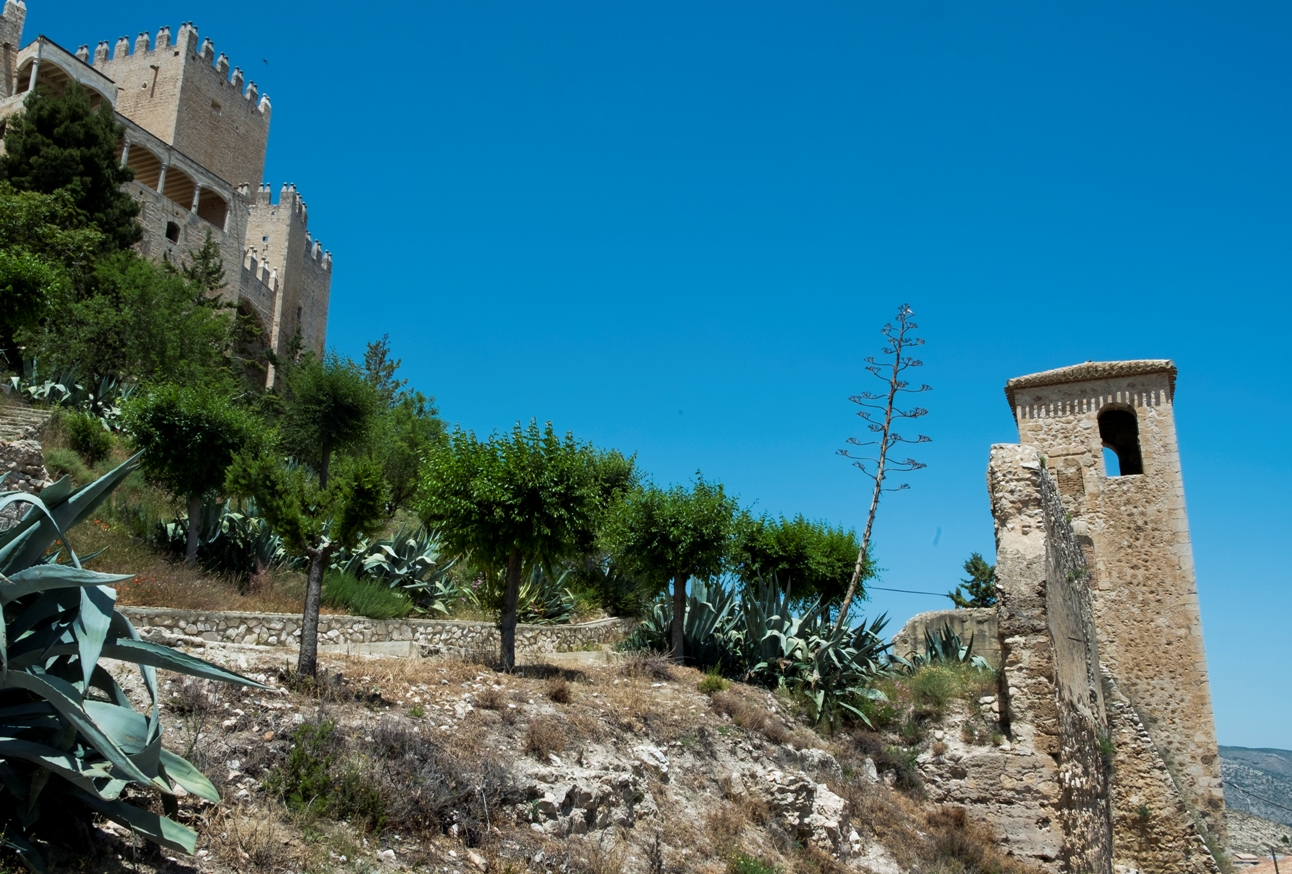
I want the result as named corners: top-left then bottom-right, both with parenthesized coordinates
top-left (948, 552), bottom-right (997, 608)
top-left (0, 82), bottom-right (141, 250)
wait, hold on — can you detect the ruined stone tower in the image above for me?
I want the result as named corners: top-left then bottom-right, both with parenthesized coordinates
top-left (1004, 360), bottom-right (1226, 842)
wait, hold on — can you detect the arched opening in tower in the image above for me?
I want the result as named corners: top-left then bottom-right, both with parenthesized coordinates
top-left (1098, 408), bottom-right (1144, 476)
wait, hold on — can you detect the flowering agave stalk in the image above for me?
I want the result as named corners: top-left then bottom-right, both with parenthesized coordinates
top-left (0, 456), bottom-right (263, 872)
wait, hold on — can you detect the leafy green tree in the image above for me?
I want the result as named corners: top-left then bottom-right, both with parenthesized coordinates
top-left (226, 450), bottom-right (386, 677)
top-left (732, 514), bottom-right (871, 607)
top-left (0, 82), bottom-right (142, 250)
top-left (0, 182), bottom-right (102, 363)
top-left (362, 334), bottom-right (408, 406)
top-left (416, 421), bottom-right (611, 670)
top-left (181, 229), bottom-right (227, 302)
top-left (603, 476), bottom-right (739, 663)
top-left (123, 384), bottom-right (262, 565)
top-left (281, 353), bottom-right (381, 489)
top-left (947, 552), bottom-right (997, 608)
top-left (20, 250), bottom-right (233, 387)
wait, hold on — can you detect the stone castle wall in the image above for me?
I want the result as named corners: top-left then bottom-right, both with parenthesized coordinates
top-left (1008, 362), bottom-right (1225, 841)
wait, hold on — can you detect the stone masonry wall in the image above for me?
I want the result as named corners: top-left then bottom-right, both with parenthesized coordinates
top-left (0, 437), bottom-right (53, 531)
top-left (980, 443), bottom-right (1219, 874)
top-left (1008, 362), bottom-right (1226, 841)
top-left (119, 606), bottom-right (637, 659)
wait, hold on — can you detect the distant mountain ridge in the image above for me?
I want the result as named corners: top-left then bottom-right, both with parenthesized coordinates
top-left (1220, 746), bottom-right (1292, 828)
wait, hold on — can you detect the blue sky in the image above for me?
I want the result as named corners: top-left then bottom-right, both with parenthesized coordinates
top-left (40, 1), bottom-right (1292, 748)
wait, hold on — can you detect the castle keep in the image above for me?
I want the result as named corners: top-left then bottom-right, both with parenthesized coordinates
top-left (0, 0), bottom-right (330, 373)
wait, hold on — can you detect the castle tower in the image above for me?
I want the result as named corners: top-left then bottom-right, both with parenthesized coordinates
top-left (1004, 360), bottom-right (1226, 842)
top-left (86, 21), bottom-right (270, 187)
top-left (0, 0), bottom-right (26, 99)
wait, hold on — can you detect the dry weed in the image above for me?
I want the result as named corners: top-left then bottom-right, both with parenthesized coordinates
top-left (619, 652), bottom-right (676, 681)
top-left (710, 690), bottom-right (794, 746)
top-left (545, 675), bottom-right (572, 704)
top-left (477, 686), bottom-right (507, 710)
top-left (705, 802), bottom-right (748, 845)
top-left (204, 803), bottom-right (306, 872)
top-left (525, 716), bottom-right (567, 759)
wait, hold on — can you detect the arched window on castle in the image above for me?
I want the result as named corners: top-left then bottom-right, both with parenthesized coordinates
top-left (1098, 407), bottom-right (1144, 477)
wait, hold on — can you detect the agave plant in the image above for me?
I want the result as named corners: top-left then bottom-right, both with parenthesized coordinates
top-left (904, 623), bottom-right (991, 672)
top-left (621, 577), bottom-right (742, 668)
top-left (332, 527), bottom-right (457, 614)
top-left (7, 361), bottom-right (136, 431)
top-left (154, 497), bottom-right (297, 580)
top-left (0, 457), bottom-right (263, 871)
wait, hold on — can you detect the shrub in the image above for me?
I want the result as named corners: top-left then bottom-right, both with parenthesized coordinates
top-left (42, 445), bottom-right (95, 484)
top-left (699, 667), bottom-right (729, 695)
top-left (264, 720), bottom-right (337, 816)
top-left (63, 408), bottom-right (112, 463)
top-left (322, 569), bottom-right (413, 619)
top-left (525, 716), bottom-right (567, 759)
top-left (545, 675), bottom-right (572, 704)
top-left (909, 666), bottom-right (961, 714)
top-left (727, 854), bottom-right (781, 874)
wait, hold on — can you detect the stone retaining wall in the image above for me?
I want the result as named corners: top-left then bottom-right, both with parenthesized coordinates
top-left (119, 606), bottom-right (639, 658)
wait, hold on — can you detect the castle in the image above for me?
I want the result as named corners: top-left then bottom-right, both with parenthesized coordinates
top-left (0, 0), bottom-right (330, 379)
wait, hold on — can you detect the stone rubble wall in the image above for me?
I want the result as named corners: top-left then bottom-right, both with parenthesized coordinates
top-left (0, 438), bottom-right (54, 531)
top-left (119, 605), bottom-right (638, 658)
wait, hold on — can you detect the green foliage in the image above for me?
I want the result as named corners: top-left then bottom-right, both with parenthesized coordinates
top-left (732, 513), bottom-right (867, 606)
top-left (371, 390), bottom-right (444, 515)
top-left (264, 720), bottom-right (339, 817)
top-left (225, 451), bottom-right (387, 560)
top-left (624, 577), bottom-right (894, 728)
top-left (280, 353), bottom-right (381, 488)
top-left (0, 457), bottom-right (263, 871)
top-left (419, 421), bottom-right (617, 574)
top-left (0, 183), bottom-right (102, 362)
top-left (62, 409), bottom-right (111, 464)
top-left (321, 570), bottom-right (414, 620)
top-left (124, 384), bottom-right (261, 503)
top-left (908, 666), bottom-right (962, 713)
top-left (726, 853), bottom-right (781, 874)
top-left (0, 83), bottom-right (141, 250)
top-left (21, 250), bottom-right (234, 388)
top-left (604, 476), bottom-right (738, 592)
top-left (417, 420), bottom-right (617, 666)
top-left (903, 623), bottom-right (992, 672)
top-left (8, 361), bottom-right (136, 430)
top-left (947, 551), bottom-right (997, 608)
top-left (698, 667), bottom-right (729, 695)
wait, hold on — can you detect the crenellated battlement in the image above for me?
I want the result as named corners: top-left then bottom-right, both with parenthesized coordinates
top-left (242, 247), bottom-right (280, 291)
top-left (84, 22), bottom-right (270, 115)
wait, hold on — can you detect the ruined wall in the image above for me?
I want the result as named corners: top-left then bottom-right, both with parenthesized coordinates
top-left (1007, 361), bottom-right (1225, 842)
top-left (891, 608), bottom-right (1001, 669)
top-left (988, 443), bottom-right (1112, 873)
top-left (89, 23), bottom-right (269, 187)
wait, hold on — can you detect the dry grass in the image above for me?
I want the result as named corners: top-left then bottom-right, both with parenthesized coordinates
top-left (710, 690), bottom-right (795, 746)
top-left (525, 715), bottom-right (567, 759)
top-left (545, 675), bottom-right (572, 704)
top-left (619, 652), bottom-right (676, 681)
top-left (202, 803), bottom-right (309, 872)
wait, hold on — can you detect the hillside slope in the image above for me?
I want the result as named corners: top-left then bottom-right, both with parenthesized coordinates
top-left (57, 643), bottom-right (1045, 874)
top-left (1220, 746), bottom-right (1292, 829)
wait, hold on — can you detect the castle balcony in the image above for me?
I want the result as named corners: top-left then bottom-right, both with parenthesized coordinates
top-left (116, 116), bottom-right (234, 235)
top-left (4, 36), bottom-right (116, 110)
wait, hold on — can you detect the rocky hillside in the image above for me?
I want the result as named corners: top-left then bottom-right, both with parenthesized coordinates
top-left (1221, 746), bottom-right (1292, 829)
top-left (62, 642), bottom-right (1044, 874)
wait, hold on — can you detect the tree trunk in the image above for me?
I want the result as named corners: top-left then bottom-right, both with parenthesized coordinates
top-left (184, 494), bottom-right (202, 566)
top-left (297, 545), bottom-right (333, 678)
top-left (319, 446), bottom-right (332, 491)
top-left (671, 572), bottom-right (688, 664)
top-left (499, 549), bottom-right (523, 672)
